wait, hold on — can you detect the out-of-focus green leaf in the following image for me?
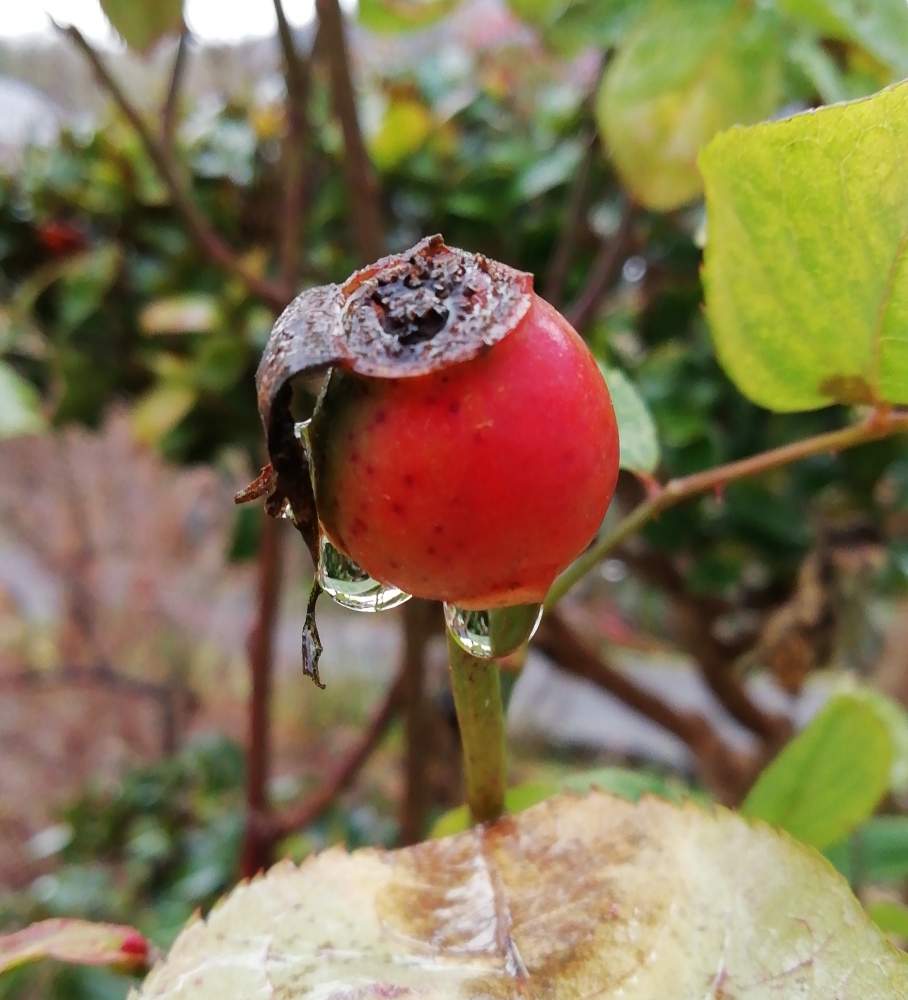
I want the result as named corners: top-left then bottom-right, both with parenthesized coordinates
top-left (852, 689), bottom-right (908, 795)
top-left (131, 384), bottom-right (197, 446)
top-left (597, 0), bottom-right (782, 210)
top-left (0, 919), bottom-right (148, 975)
top-left (0, 362), bottom-right (45, 438)
top-left (139, 295), bottom-right (220, 335)
top-left (56, 244), bottom-right (122, 331)
top-left (430, 782), bottom-right (556, 837)
top-left (827, 816), bottom-right (908, 884)
top-left (509, 0), bottom-right (643, 53)
top-left (369, 100), bottom-right (433, 170)
top-left (787, 35), bottom-right (852, 103)
top-left (601, 365), bottom-right (660, 474)
top-left (100, 0), bottom-right (184, 54)
top-left (870, 900), bottom-right (908, 939)
top-left (562, 766), bottom-right (697, 803)
top-left (359, 0), bottom-right (459, 33)
top-left (743, 695), bottom-right (892, 850)
top-left (515, 140), bottom-right (583, 200)
top-left (701, 82), bottom-right (908, 411)
top-left (780, 0), bottom-right (908, 74)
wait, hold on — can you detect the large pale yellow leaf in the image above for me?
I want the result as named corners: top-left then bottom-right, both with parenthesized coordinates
top-left (134, 792), bottom-right (908, 998)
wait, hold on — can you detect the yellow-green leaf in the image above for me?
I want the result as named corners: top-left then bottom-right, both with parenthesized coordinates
top-left (359, 0), bottom-right (459, 33)
top-left (100, 0), bottom-right (184, 54)
top-left (369, 99), bottom-right (433, 170)
top-left (131, 383), bottom-right (196, 446)
top-left (139, 295), bottom-right (219, 335)
top-left (133, 793), bottom-right (908, 998)
top-left (0, 362), bottom-right (45, 439)
top-left (0, 919), bottom-right (149, 975)
top-left (701, 82), bottom-right (908, 411)
top-left (743, 695), bottom-right (892, 850)
top-left (780, 0), bottom-right (908, 74)
top-left (597, 0), bottom-right (783, 210)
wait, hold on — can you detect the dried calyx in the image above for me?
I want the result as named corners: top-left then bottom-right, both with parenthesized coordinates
top-left (236, 236), bottom-right (533, 684)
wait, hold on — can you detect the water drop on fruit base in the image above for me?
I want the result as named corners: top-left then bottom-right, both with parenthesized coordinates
top-left (443, 602), bottom-right (543, 659)
top-left (318, 536), bottom-right (411, 613)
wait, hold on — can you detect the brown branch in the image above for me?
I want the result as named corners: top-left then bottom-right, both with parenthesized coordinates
top-left (398, 600), bottom-right (438, 845)
top-left (565, 198), bottom-right (636, 331)
top-left (161, 29), bottom-right (189, 153)
top-left (56, 21), bottom-right (290, 310)
top-left (547, 408), bottom-right (908, 607)
top-left (543, 132), bottom-right (596, 307)
top-left (241, 515), bottom-right (285, 876)
top-left (268, 668), bottom-right (404, 841)
top-left (315, 0), bottom-right (384, 260)
top-left (535, 611), bottom-right (756, 803)
top-left (273, 0), bottom-right (311, 289)
top-left (621, 545), bottom-right (790, 745)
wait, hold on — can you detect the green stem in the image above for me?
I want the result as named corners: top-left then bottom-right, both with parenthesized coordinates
top-left (447, 633), bottom-right (507, 824)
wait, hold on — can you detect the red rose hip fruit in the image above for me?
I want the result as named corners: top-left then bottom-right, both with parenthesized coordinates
top-left (314, 292), bottom-right (619, 609)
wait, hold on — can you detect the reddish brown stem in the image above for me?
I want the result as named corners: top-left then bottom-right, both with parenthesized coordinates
top-left (544, 132), bottom-right (596, 307)
top-left (161, 29), bottom-right (189, 153)
top-left (315, 0), bottom-right (384, 260)
top-left (565, 199), bottom-right (636, 331)
top-left (268, 670), bottom-right (404, 841)
top-left (273, 0), bottom-right (311, 289)
top-left (57, 21), bottom-right (290, 310)
top-left (241, 515), bottom-right (285, 876)
top-left (536, 611), bottom-right (755, 802)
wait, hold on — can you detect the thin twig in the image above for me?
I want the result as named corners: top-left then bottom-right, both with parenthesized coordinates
top-left (56, 21), bottom-right (290, 310)
top-left (268, 669), bottom-right (404, 841)
top-left (543, 132), bottom-right (597, 307)
top-left (161, 29), bottom-right (189, 153)
top-left (547, 409), bottom-right (908, 608)
top-left (272, 0), bottom-right (311, 289)
top-left (315, 0), bottom-right (384, 260)
top-left (565, 198), bottom-right (636, 331)
top-left (241, 515), bottom-right (285, 876)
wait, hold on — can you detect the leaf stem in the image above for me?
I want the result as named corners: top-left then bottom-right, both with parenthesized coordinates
top-left (546, 409), bottom-right (908, 608)
top-left (447, 634), bottom-right (507, 824)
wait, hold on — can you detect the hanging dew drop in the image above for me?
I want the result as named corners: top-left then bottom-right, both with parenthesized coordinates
top-left (443, 602), bottom-right (543, 659)
top-left (318, 536), bottom-right (411, 613)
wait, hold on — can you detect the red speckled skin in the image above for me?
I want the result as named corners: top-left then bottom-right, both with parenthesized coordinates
top-left (315, 294), bottom-right (619, 609)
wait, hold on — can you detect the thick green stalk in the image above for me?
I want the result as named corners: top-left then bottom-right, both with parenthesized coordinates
top-left (447, 633), bottom-right (507, 824)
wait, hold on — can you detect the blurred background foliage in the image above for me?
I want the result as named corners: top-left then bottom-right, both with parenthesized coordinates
top-left (2, 0), bottom-right (908, 994)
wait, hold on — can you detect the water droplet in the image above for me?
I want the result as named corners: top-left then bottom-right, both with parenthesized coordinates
top-left (279, 499), bottom-right (294, 520)
top-left (294, 419), bottom-right (311, 442)
top-left (318, 536), bottom-right (411, 613)
top-left (443, 602), bottom-right (543, 659)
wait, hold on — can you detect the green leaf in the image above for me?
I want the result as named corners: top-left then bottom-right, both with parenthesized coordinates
top-left (0, 362), bottom-right (45, 438)
top-left (133, 793), bottom-right (908, 998)
top-left (562, 765), bottom-right (696, 803)
top-left (100, 0), bottom-right (184, 54)
top-left (430, 782), bottom-right (556, 837)
top-left (597, 0), bottom-right (783, 210)
top-left (780, 0), bottom-right (908, 74)
top-left (869, 900), bottom-right (908, 939)
top-left (509, 0), bottom-right (644, 53)
top-left (827, 816), bottom-right (908, 884)
top-left (601, 365), bottom-right (660, 474)
top-left (515, 140), bottom-right (584, 201)
top-left (369, 99), bottom-right (433, 170)
top-left (743, 695), bottom-right (892, 850)
top-left (358, 0), bottom-right (459, 33)
top-left (0, 919), bottom-right (148, 975)
top-left (701, 82), bottom-right (908, 411)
